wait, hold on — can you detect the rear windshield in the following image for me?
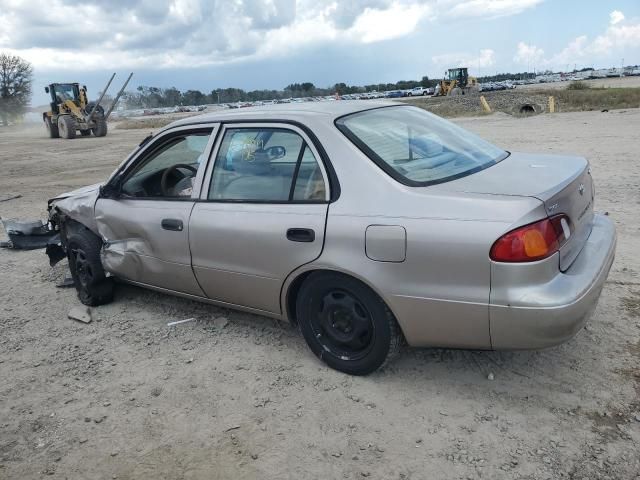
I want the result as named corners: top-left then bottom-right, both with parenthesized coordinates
top-left (336, 106), bottom-right (508, 186)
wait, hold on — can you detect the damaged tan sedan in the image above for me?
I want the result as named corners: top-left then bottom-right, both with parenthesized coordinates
top-left (48, 102), bottom-right (616, 375)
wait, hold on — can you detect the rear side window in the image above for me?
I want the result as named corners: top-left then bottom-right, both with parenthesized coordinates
top-left (208, 128), bottom-right (327, 202)
top-left (336, 106), bottom-right (508, 186)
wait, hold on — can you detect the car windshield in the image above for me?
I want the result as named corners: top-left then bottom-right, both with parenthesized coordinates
top-left (336, 106), bottom-right (508, 186)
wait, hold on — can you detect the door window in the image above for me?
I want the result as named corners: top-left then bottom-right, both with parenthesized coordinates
top-left (121, 131), bottom-right (211, 198)
top-left (208, 128), bottom-right (326, 201)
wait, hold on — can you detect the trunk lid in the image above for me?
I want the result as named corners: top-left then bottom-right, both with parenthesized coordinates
top-left (434, 152), bottom-right (594, 270)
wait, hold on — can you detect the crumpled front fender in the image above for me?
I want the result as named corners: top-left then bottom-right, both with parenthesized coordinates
top-left (47, 183), bottom-right (103, 235)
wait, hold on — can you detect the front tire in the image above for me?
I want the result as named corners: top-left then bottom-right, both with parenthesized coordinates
top-left (296, 272), bottom-right (402, 375)
top-left (66, 229), bottom-right (114, 306)
top-left (58, 115), bottom-right (76, 139)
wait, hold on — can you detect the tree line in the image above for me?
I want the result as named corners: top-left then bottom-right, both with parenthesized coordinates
top-left (123, 76), bottom-right (440, 108)
top-left (1, 51), bottom-right (588, 122)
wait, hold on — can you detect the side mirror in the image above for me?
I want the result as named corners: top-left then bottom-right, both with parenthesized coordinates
top-left (83, 85), bottom-right (87, 90)
top-left (99, 181), bottom-right (122, 199)
top-left (264, 145), bottom-right (286, 160)
top-left (45, 86), bottom-right (50, 93)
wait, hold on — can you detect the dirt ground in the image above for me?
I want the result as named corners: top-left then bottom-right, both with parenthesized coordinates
top-left (1, 109), bottom-right (639, 480)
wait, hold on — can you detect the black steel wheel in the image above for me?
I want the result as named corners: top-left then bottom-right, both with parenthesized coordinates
top-left (67, 229), bottom-right (114, 306)
top-left (296, 272), bottom-right (402, 375)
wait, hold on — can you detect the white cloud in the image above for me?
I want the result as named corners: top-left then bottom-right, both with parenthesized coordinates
top-left (0, 0), bottom-right (543, 71)
top-left (513, 41), bottom-right (545, 66)
top-left (590, 20), bottom-right (640, 54)
top-left (514, 11), bottom-right (640, 70)
top-left (432, 48), bottom-right (495, 73)
top-left (610, 10), bottom-right (624, 26)
top-left (350, 2), bottom-right (433, 43)
top-left (445, 0), bottom-right (543, 19)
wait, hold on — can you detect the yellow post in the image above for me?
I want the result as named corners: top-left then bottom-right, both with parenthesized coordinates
top-left (548, 96), bottom-right (555, 113)
top-left (480, 95), bottom-right (491, 113)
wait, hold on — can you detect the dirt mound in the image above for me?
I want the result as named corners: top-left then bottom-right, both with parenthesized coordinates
top-left (404, 90), bottom-right (551, 117)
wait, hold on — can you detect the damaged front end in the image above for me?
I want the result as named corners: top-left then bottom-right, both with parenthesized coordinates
top-left (46, 183), bottom-right (103, 266)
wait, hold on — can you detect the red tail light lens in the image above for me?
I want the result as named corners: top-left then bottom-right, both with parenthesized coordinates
top-left (490, 214), bottom-right (571, 262)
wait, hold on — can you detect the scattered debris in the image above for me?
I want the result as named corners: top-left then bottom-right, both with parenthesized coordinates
top-left (224, 425), bottom-right (240, 432)
top-left (0, 194), bottom-right (21, 203)
top-left (68, 306), bottom-right (92, 324)
top-left (213, 317), bottom-right (229, 328)
top-left (487, 372), bottom-right (495, 381)
top-left (167, 317), bottom-right (196, 327)
top-left (1, 218), bottom-right (58, 250)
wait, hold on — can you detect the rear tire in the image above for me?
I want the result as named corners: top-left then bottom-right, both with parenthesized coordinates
top-left (66, 229), bottom-right (114, 306)
top-left (45, 116), bottom-right (59, 138)
top-left (92, 116), bottom-right (108, 137)
top-left (58, 115), bottom-right (76, 139)
top-left (296, 272), bottom-right (402, 375)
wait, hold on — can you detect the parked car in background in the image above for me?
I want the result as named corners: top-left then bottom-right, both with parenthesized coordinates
top-left (385, 90), bottom-right (405, 98)
top-left (48, 102), bottom-right (616, 376)
top-left (408, 87), bottom-right (431, 96)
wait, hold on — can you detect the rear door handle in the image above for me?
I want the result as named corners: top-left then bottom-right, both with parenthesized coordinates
top-left (286, 228), bottom-right (315, 243)
top-left (161, 218), bottom-right (183, 231)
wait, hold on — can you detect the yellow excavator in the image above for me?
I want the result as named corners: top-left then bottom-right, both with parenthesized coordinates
top-left (43, 73), bottom-right (132, 139)
top-left (435, 67), bottom-right (479, 96)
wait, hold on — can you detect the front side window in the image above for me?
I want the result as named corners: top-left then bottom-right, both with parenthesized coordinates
top-left (208, 128), bottom-right (326, 201)
top-left (336, 106), bottom-right (507, 186)
top-left (121, 131), bottom-right (211, 198)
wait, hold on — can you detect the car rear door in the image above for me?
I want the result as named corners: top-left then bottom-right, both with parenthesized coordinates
top-left (95, 124), bottom-right (218, 296)
top-left (189, 123), bottom-right (330, 314)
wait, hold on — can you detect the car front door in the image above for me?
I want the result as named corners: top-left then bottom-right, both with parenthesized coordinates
top-left (189, 123), bottom-right (331, 314)
top-left (95, 125), bottom-right (217, 296)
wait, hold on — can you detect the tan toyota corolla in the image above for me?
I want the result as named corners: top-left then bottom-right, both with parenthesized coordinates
top-left (47, 101), bottom-right (616, 375)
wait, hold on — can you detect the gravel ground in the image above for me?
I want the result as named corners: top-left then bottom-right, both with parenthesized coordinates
top-left (1, 109), bottom-right (639, 480)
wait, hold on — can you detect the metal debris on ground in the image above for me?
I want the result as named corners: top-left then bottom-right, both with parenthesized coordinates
top-left (0, 194), bottom-right (22, 203)
top-left (0, 218), bottom-right (58, 250)
top-left (167, 317), bottom-right (197, 327)
top-left (68, 306), bottom-right (92, 324)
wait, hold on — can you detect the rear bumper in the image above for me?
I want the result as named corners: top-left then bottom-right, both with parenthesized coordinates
top-left (489, 213), bottom-right (616, 349)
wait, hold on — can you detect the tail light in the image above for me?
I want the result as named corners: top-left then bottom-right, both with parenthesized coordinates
top-left (490, 214), bottom-right (572, 262)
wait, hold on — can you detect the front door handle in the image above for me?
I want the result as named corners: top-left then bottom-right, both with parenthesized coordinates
top-left (287, 228), bottom-right (315, 243)
top-left (161, 218), bottom-right (183, 231)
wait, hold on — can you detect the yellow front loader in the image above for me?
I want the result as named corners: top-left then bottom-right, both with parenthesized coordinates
top-left (435, 68), bottom-right (479, 96)
top-left (43, 73), bottom-right (132, 139)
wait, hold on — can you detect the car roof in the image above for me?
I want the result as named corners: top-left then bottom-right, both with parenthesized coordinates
top-left (165, 100), bottom-right (403, 130)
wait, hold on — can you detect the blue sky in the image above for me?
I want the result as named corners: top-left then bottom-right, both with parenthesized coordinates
top-left (0, 0), bottom-right (638, 105)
